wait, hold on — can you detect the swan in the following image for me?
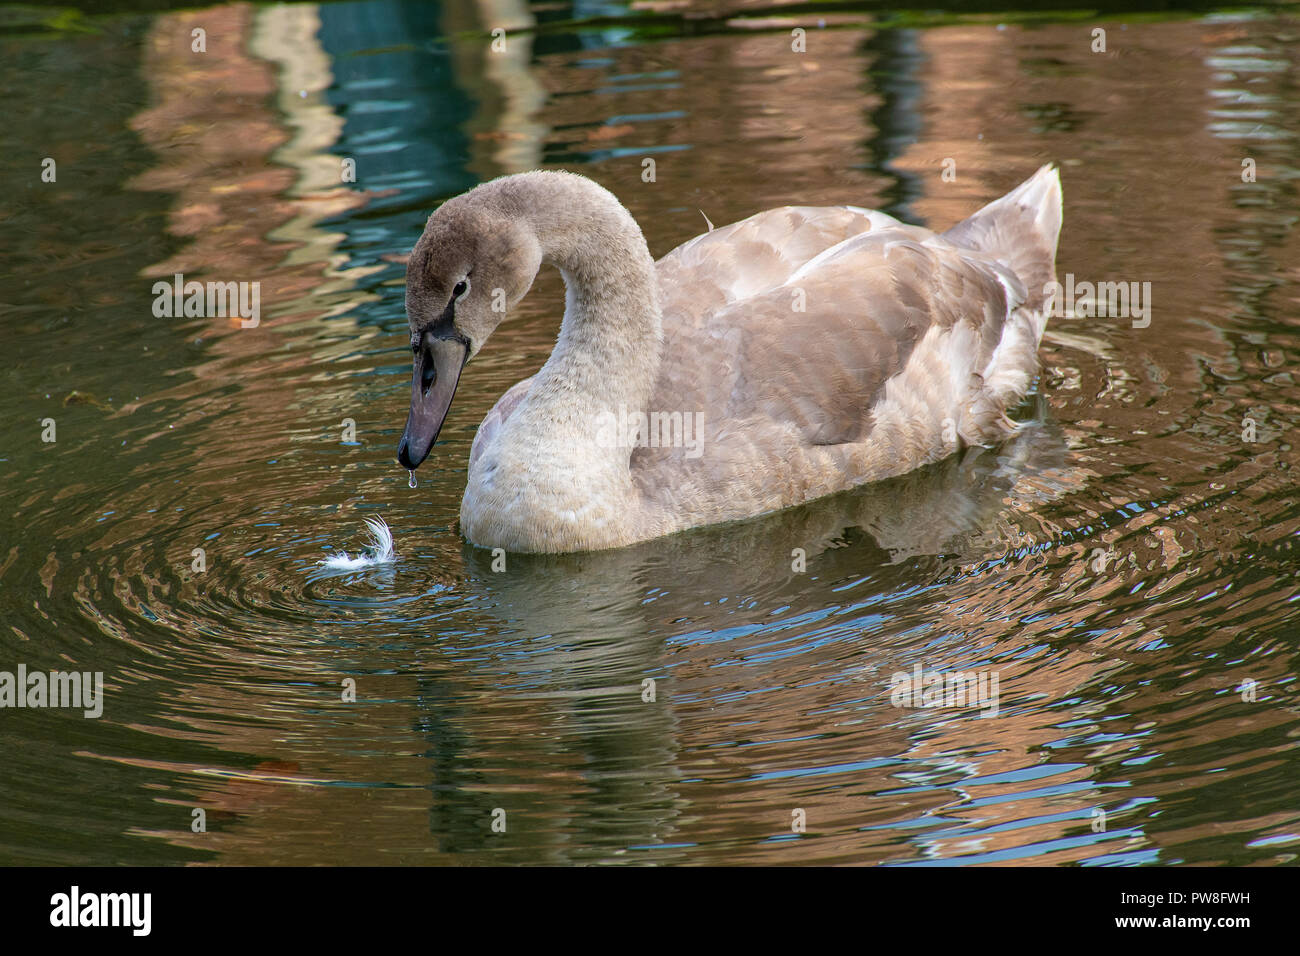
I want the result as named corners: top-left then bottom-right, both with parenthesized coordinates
top-left (396, 165), bottom-right (1062, 553)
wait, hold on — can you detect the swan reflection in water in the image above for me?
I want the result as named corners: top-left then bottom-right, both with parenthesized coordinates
top-left (404, 403), bottom-right (1086, 860)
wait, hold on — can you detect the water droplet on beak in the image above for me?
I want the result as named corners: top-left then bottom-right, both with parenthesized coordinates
top-left (407, 470), bottom-right (417, 489)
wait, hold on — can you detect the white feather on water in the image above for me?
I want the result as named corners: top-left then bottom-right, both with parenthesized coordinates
top-left (318, 516), bottom-right (396, 571)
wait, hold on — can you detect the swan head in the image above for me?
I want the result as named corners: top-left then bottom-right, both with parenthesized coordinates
top-left (397, 193), bottom-right (542, 470)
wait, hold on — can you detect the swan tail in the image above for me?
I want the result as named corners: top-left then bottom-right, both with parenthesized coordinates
top-left (943, 164), bottom-right (1062, 319)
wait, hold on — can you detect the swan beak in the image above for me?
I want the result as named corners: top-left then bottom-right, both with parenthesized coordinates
top-left (397, 336), bottom-right (467, 470)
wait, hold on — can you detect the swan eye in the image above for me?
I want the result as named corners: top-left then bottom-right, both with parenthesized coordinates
top-left (452, 280), bottom-right (469, 300)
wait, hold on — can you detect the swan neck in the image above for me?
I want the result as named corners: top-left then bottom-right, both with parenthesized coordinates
top-left (510, 174), bottom-right (663, 419)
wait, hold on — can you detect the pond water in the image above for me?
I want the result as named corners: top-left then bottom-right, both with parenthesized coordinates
top-left (1, 0), bottom-right (1298, 865)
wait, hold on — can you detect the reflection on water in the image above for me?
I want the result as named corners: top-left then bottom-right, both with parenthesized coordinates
top-left (1, 1), bottom-right (1298, 865)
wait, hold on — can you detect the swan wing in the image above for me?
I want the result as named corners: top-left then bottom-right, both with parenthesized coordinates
top-left (650, 223), bottom-right (1024, 463)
